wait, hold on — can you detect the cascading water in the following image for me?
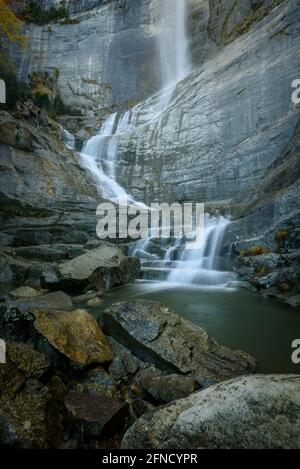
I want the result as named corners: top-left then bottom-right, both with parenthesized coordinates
top-left (135, 214), bottom-right (235, 287)
top-left (62, 1), bottom-right (233, 287)
top-left (78, 0), bottom-right (191, 206)
top-left (158, 0), bottom-right (191, 109)
top-left (167, 215), bottom-right (233, 286)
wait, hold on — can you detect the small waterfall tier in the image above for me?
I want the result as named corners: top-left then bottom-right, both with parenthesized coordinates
top-left (129, 214), bottom-right (236, 287)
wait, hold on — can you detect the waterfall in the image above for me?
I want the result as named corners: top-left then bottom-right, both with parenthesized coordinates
top-left (78, 0), bottom-right (191, 206)
top-left (167, 215), bottom-right (232, 286)
top-left (80, 112), bottom-right (140, 205)
top-left (158, 0), bottom-right (191, 108)
top-left (61, 2), bottom-right (233, 288)
top-left (135, 214), bottom-right (234, 287)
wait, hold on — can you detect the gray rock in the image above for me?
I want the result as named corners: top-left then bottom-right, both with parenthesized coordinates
top-left (13, 291), bottom-right (74, 311)
top-left (100, 301), bottom-right (257, 386)
top-left (13, 0), bottom-right (163, 119)
top-left (135, 367), bottom-right (199, 404)
top-left (107, 336), bottom-right (146, 381)
top-left (41, 246), bottom-right (140, 292)
top-left (122, 374), bottom-right (300, 449)
top-left (114, 0), bottom-right (300, 205)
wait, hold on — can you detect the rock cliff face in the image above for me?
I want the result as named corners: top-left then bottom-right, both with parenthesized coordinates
top-left (115, 0), bottom-right (299, 205)
top-left (0, 109), bottom-right (98, 247)
top-left (11, 1), bottom-right (299, 206)
top-left (2, 0), bottom-right (299, 299)
top-left (12, 0), bottom-right (162, 118)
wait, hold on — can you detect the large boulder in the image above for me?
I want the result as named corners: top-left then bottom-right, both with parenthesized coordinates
top-left (0, 305), bottom-right (113, 369)
top-left (122, 375), bottom-right (300, 449)
top-left (100, 301), bottom-right (257, 387)
top-left (41, 246), bottom-right (140, 292)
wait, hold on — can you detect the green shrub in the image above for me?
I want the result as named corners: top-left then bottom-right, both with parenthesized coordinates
top-left (24, 2), bottom-right (69, 25)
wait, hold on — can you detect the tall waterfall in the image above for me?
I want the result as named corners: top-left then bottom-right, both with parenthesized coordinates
top-left (158, 0), bottom-right (191, 108)
top-left (62, 2), bottom-right (233, 288)
top-left (78, 0), bottom-right (191, 205)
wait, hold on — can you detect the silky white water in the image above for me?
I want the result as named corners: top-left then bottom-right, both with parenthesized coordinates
top-left (158, 0), bottom-right (191, 109)
top-left (62, 2), bottom-right (232, 287)
top-left (78, 0), bottom-right (191, 205)
top-left (167, 215), bottom-right (232, 285)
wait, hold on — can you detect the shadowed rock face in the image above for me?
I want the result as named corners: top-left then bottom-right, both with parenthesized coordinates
top-left (100, 300), bottom-right (257, 386)
top-left (0, 111), bottom-right (99, 247)
top-left (122, 374), bottom-right (300, 449)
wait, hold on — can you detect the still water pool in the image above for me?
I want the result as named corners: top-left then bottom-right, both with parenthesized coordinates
top-left (92, 280), bottom-right (300, 374)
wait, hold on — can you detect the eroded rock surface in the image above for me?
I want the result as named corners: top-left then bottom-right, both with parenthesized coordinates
top-left (122, 375), bottom-right (300, 449)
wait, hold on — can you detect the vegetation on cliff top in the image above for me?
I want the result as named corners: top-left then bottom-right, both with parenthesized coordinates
top-left (24, 1), bottom-right (69, 25)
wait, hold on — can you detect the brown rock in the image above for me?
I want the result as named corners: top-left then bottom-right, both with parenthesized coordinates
top-left (33, 308), bottom-right (113, 366)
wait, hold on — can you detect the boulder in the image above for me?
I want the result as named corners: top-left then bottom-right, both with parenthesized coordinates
top-left (122, 375), bottom-right (300, 449)
top-left (0, 305), bottom-right (113, 369)
top-left (100, 301), bottom-right (257, 386)
top-left (33, 308), bottom-right (114, 367)
top-left (0, 342), bottom-right (62, 448)
top-left (13, 291), bottom-right (73, 311)
top-left (41, 246), bottom-right (140, 292)
top-left (10, 286), bottom-right (44, 299)
top-left (135, 367), bottom-right (199, 404)
top-left (63, 392), bottom-right (128, 440)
